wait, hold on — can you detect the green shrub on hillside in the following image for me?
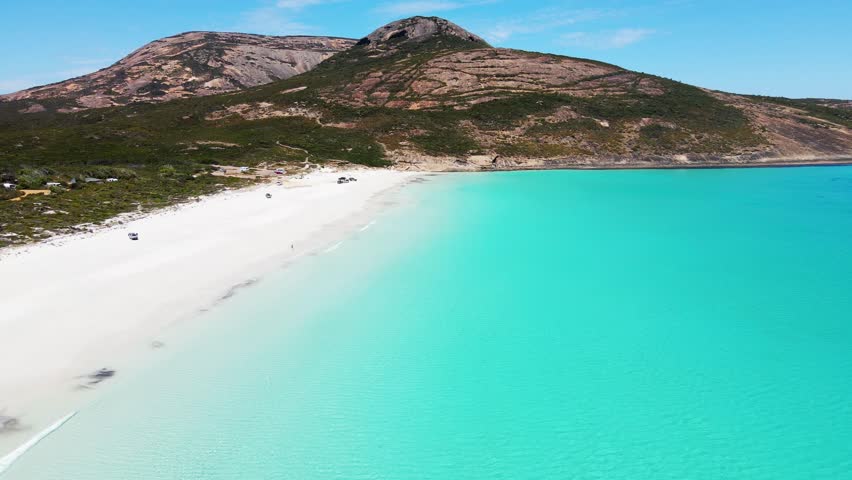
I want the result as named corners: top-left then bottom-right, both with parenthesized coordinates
top-left (82, 166), bottom-right (138, 179)
top-left (16, 168), bottom-right (50, 189)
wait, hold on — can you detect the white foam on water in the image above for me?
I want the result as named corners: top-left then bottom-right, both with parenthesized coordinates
top-left (324, 242), bottom-right (343, 253)
top-left (0, 412), bottom-right (77, 476)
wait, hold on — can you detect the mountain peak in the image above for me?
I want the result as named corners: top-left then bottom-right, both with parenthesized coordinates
top-left (356, 16), bottom-right (489, 49)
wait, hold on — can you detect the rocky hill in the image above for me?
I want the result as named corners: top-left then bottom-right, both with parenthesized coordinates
top-left (1, 32), bottom-right (356, 112)
top-left (1, 16), bottom-right (850, 245)
top-left (196, 16), bottom-right (851, 168)
top-left (356, 16), bottom-right (487, 52)
top-left (1, 16), bottom-right (850, 170)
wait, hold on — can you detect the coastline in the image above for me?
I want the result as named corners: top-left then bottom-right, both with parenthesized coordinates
top-left (502, 157), bottom-right (852, 171)
top-left (396, 153), bottom-right (852, 172)
top-left (1, 157), bottom-right (850, 460)
top-left (0, 168), bottom-right (417, 457)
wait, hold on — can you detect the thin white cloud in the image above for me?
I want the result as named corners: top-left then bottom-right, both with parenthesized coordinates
top-left (234, 0), bottom-right (346, 35)
top-left (235, 7), bottom-right (316, 35)
top-left (374, 0), bottom-right (494, 17)
top-left (609, 28), bottom-right (656, 47)
top-left (276, 0), bottom-right (344, 10)
top-left (375, 1), bottom-right (462, 15)
top-left (482, 8), bottom-right (617, 44)
top-left (560, 28), bottom-right (655, 49)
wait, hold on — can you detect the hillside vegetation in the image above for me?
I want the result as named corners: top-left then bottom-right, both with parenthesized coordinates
top-left (1, 16), bottom-right (850, 246)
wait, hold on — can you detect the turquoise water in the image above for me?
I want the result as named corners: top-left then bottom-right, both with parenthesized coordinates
top-left (6, 167), bottom-right (852, 479)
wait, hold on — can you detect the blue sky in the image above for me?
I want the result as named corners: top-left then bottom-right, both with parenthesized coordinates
top-left (1, 0), bottom-right (850, 98)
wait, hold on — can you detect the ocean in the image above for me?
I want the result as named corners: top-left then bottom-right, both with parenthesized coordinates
top-left (5, 167), bottom-right (852, 479)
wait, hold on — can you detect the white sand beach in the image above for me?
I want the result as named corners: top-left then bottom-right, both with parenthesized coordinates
top-left (0, 169), bottom-right (415, 456)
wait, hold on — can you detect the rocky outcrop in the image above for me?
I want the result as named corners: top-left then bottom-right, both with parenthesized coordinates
top-left (2, 32), bottom-right (356, 111)
top-left (355, 16), bottom-right (487, 51)
top-left (709, 92), bottom-right (852, 157)
top-left (205, 102), bottom-right (322, 122)
top-left (330, 48), bottom-right (659, 109)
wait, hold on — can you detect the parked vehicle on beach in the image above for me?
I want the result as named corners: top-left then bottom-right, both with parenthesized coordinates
top-left (337, 177), bottom-right (349, 184)
top-left (128, 232), bottom-right (139, 241)
top-left (266, 193), bottom-right (272, 199)
top-left (348, 177), bottom-right (357, 182)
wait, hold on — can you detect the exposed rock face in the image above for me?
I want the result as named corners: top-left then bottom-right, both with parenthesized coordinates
top-left (709, 92), bottom-right (852, 157)
top-left (355, 16), bottom-right (488, 52)
top-left (2, 32), bottom-right (356, 111)
top-left (205, 102), bottom-right (322, 122)
top-left (331, 48), bottom-right (659, 109)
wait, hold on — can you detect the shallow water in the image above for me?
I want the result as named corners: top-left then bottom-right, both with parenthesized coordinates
top-left (6, 167), bottom-right (852, 479)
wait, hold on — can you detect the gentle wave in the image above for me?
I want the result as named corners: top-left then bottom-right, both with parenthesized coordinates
top-left (0, 412), bottom-right (76, 476)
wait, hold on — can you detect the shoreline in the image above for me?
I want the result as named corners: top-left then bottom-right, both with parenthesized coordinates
top-left (4, 156), bottom-right (850, 250)
top-left (1, 159), bottom-right (849, 458)
top-left (397, 153), bottom-right (852, 172)
top-left (0, 168), bottom-right (417, 457)
top-left (496, 158), bottom-right (852, 171)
